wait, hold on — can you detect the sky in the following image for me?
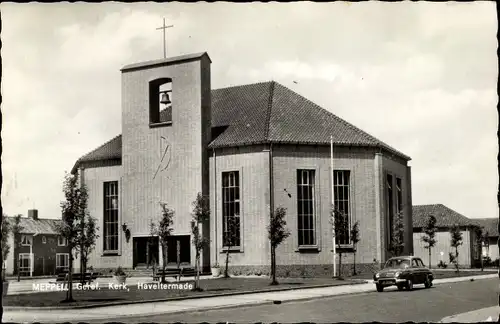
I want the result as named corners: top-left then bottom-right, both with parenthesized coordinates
top-left (1, 2), bottom-right (498, 220)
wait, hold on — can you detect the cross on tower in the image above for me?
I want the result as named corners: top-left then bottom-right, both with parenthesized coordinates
top-left (156, 18), bottom-right (174, 59)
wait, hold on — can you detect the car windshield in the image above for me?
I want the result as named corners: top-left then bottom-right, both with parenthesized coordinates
top-left (384, 258), bottom-right (410, 269)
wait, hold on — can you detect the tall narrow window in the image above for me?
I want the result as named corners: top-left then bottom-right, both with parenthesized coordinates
top-left (222, 171), bottom-right (241, 248)
top-left (149, 78), bottom-right (173, 125)
top-left (297, 170), bottom-right (316, 246)
top-left (396, 177), bottom-right (403, 215)
top-left (334, 170), bottom-right (351, 245)
top-left (386, 174), bottom-right (394, 245)
top-left (104, 181), bottom-right (119, 252)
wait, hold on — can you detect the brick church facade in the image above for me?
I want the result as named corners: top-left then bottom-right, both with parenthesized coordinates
top-left (71, 52), bottom-right (413, 276)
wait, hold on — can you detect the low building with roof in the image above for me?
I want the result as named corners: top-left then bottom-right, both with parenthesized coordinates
top-left (474, 217), bottom-right (499, 262)
top-left (70, 52), bottom-right (413, 276)
top-left (412, 204), bottom-right (482, 268)
top-left (4, 209), bottom-right (73, 276)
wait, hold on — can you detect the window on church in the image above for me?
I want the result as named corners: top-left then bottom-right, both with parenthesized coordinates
top-left (222, 171), bottom-right (241, 248)
top-left (104, 181), bottom-right (119, 252)
top-left (149, 78), bottom-right (173, 126)
top-left (386, 174), bottom-right (394, 247)
top-left (396, 177), bottom-right (403, 214)
top-left (334, 170), bottom-right (351, 245)
top-left (297, 170), bottom-right (316, 246)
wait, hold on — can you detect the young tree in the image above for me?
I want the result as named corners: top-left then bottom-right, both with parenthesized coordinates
top-left (147, 220), bottom-right (158, 272)
top-left (191, 193), bottom-right (210, 291)
top-left (1, 216), bottom-right (11, 281)
top-left (157, 203), bottom-right (175, 283)
top-left (222, 214), bottom-right (240, 278)
top-left (11, 215), bottom-right (23, 282)
top-left (57, 173), bottom-right (89, 302)
top-left (421, 214), bottom-right (438, 269)
top-left (267, 207), bottom-right (291, 285)
top-left (389, 211), bottom-right (405, 257)
top-left (449, 224), bottom-right (463, 273)
top-left (474, 226), bottom-right (487, 271)
top-left (350, 221), bottom-right (360, 276)
top-left (79, 214), bottom-right (99, 280)
top-left (331, 207), bottom-right (349, 278)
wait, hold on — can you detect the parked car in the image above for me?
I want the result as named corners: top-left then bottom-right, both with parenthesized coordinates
top-left (373, 256), bottom-right (433, 292)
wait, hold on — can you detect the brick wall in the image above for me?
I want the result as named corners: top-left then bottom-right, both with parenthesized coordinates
top-left (210, 145), bottom-right (271, 267)
top-left (210, 144), bottom-right (412, 271)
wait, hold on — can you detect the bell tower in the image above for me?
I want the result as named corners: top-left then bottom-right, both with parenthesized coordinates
top-left (120, 52), bottom-right (212, 269)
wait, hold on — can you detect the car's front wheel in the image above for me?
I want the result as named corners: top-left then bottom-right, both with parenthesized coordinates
top-left (406, 278), bottom-right (414, 291)
top-left (376, 284), bottom-right (384, 292)
top-left (397, 284), bottom-right (404, 291)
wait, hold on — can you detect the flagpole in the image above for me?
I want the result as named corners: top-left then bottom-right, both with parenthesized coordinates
top-left (331, 135), bottom-right (336, 278)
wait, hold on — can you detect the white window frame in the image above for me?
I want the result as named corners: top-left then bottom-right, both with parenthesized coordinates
top-left (333, 170), bottom-right (353, 247)
top-left (21, 235), bottom-right (33, 246)
top-left (58, 236), bottom-right (67, 246)
top-left (18, 253), bottom-right (31, 275)
top-left (297, 169), bottom-right (317, 247)
top-left (103, 181), bottom-right (119, 253)
top-left (222, 171), bottom-right (241, 250)
top-left (56, 253), bottom-right (70, 272)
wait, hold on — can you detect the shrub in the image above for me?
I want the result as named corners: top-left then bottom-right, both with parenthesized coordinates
top-left (437, 260), bottom-right (448, 269)
top-left (114, 266), bottom-right (126, 276)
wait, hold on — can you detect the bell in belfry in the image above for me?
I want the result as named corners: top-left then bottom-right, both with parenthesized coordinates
top-left (160, 92), bottom-right (171, 105)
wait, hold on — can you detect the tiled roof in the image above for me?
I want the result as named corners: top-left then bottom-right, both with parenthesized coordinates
top-left (6, 217), bottom-right (62, 235)
top-left (412, 204), bottom-right (479, 229)
top-left (74, 135), bottom-right (122, 165)
top-left (72, 81), bottom-right (411, 171)
top-left (474, 218), bottom-right (499, 237)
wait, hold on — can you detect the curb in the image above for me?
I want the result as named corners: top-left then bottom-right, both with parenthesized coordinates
top-left (3, 280), bottom-right (368, 311)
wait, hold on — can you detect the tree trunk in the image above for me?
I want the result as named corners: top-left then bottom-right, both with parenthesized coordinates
top-left (271, 246), bottom-right (278, 285)
top-left (67, 252), bottom-right (74, 302)
top-left (338, 252), bottom-right (342, 278)
top-left (17, 259), bottom-right (20, 282)
top-left (81, 217), bottom-right (85, 285)
top-left (429, 249), bottom-right (432, 269)
top-left (224, 248), bottom-right (230, 278)
top-left (196, 253), bottom-right (201, 290)
top-left (161, 243), bottom-right (167, 284)
top-left (353, 251), bottom-right (357, 275)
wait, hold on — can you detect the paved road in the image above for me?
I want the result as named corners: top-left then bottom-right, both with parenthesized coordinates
top-left (98, 278), bottom-right (498, 323)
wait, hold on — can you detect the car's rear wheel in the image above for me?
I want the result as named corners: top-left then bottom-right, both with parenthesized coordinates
top-left (406, 278), bottom-right (414, 291)
top-left (397, 284), bottom-right (404, 291)
top-left (424, 276), bottom-right (432, 288)
top-left (376, 284), bottom-right (384, 292)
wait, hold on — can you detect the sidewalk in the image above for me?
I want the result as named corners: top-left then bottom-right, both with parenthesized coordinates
top-left (3, 273), bottom-right (496, 322)
top-left (440, 306), bottom-right (499, 323)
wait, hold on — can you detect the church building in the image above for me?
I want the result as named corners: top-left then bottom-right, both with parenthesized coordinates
top-left (71, 52), bottom-right (413, 276)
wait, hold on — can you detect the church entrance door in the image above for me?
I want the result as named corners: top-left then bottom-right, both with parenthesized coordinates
top-left (133, 237), bottom-right (159, 269)
top-left (166, 235), bottom-right (191, 267)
